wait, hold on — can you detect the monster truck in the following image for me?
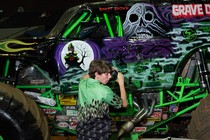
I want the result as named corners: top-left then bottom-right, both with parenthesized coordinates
top-left (1, 0), bottom-right (210, 139)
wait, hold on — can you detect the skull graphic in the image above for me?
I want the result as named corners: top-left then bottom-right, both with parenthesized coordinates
top-left (123, 3), bottom-right (167, 39)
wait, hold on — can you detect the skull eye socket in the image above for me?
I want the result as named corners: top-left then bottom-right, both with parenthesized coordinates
top-left (144, 12), bottom-right (153, 22)
top-left (129, 14), bottom-right (139, 23)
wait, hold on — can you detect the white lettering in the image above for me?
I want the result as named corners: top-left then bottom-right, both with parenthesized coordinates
top-left (180, 5), bottom-right (185, 15)
top-left (184, 5), bottom-right (191, 15)
top-left (197, 4), bottom-right (203, 15)
top-left (172, 5), bottom-right (179, 16)
top-left (172, 4), bottom-right (204, 18)
top-left (205, 4), bottom-right (210, 16)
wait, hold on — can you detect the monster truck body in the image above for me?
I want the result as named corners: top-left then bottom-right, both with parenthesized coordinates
top-left (0, 0), bottom-right (210, 139)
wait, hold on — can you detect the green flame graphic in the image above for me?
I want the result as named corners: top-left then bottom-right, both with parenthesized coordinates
top-left (0, 39), bottom-right (36, 52)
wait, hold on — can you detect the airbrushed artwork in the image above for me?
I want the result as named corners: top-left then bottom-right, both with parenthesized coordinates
top-left (56, 2), bottom-right (210, 92)
top-left (1, 1), bottom-right (210, 140)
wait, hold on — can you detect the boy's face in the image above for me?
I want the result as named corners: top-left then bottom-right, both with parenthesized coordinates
top-left (95, 72), bottom-right (112, 84)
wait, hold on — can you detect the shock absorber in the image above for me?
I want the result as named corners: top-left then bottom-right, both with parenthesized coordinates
top-left (196, 48), bottom-right (210, 93)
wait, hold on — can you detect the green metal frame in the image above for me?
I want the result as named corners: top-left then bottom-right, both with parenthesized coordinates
top-left (15, 85), bottom-right (77, 134)
top-left (62, 12), bottom-right (90, 38)
top-left (129, 77), bottom-right (208, 138)
top-left (61, 12), bottom-right (123, 38)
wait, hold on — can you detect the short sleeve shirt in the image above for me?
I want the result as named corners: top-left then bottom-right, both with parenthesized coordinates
top-left (77, 78), bottom-right (122, 122)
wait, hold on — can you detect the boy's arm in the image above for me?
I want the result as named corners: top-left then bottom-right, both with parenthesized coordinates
top-left (117, 72), bottom-right (128, 108)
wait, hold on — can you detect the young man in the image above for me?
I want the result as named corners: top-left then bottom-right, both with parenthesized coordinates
top-left (76, 59), bottom-right (128, 140)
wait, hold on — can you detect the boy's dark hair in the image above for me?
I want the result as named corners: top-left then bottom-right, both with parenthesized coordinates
top-left (88, 59), bottom-right (112, 78)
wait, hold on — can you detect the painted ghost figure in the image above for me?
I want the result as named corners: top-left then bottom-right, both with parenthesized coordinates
top-left (123, 3), bottom-right (168, 39)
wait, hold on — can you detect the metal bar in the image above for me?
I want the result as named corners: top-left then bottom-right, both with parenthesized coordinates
top-left (4, 59), bottom-right (10, 77)
top-left (116, 15), bottom-right (123, 36)
top-left (103, 13), bottom-right (114, 37)
top-left (16, 85), bottom-right (51, 88)
top-left (62, 12), bottom-right (89, 38)
top-left (138, 102), bottom-right (200, 136)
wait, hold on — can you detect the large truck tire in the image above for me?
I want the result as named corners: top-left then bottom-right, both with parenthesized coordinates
top-left (0, 82), bottom-right (49, 140)
top-left (187, 94), bottom-right (210, 140)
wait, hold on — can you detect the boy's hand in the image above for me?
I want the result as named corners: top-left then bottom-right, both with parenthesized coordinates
top-left (117, 72), bottom-right (124, 86)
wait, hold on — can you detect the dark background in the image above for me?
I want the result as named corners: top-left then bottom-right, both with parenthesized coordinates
top-left (0, 0), bottom-right (104, 17)
top-left (0, 0), bottom-right (104, 28)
